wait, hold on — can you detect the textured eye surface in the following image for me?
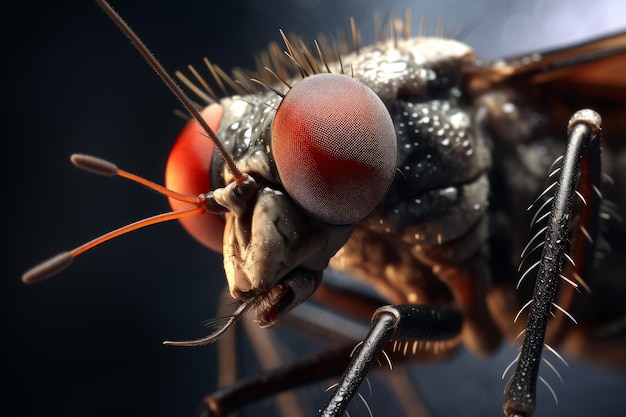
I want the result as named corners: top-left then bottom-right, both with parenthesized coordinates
top-left (272, 73), bottom-right (397, 224)
top-left (165, 104), bottom-right (225, 252)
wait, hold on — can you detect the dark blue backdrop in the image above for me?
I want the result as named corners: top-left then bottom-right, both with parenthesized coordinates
top-left (6, 1), bottom-right (625, 416)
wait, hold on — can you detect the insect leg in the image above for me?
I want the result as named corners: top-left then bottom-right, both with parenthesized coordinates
top-left (199, 275), bottom-right (432, 416)
top-left (240, 315), bottom-right (309, 415)
top-left (200, 343), bottom-right (356, 417)
top-left (503, 110), bottom-right (602, 417)
top-left (320, 304), bottom-right (463, 417)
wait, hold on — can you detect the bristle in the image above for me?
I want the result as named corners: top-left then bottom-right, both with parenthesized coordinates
top-left (527, 183), bottom-right (557, 212)
top-left (520, 226), bottom-right (548, 261)
top-left (541, 357), bottom-right (564, 384)
top-left (356, 392), bottom-right (373, 417)
top-left (403, 9), bottom-right (411, 40)
top-left (436, 18), bottom-right (445, 37)
top-left (203, 57), bottom-right (229, 97)
top-left (267, 42), bottom-right (291, 80)
top-left (262, 67), bottom-right (292, 91)
top-left (514, 299), bottom-right (533, 323)
top-left (163, 296), bottom-right (256, 346)
top-left (558, 273), bottom-right (580, 290)
top-left (538, 376), bottom-right (559, 405)
top-left (171, 13), bottom-right (466, 103)
top-left (380, 349), bottom-right (392, 370)
top-left (185, 65), bottom-right (218, 102)
top-left (175, 70), bottom-right (215, 104)
top-left (314, 40), bottom-right (331, 73)
top-left (418, 15), bottom-right (427, 37)
top-left (391, 13), bottom-right (398, 48)
top-left (373, 12), bottom-right (382, 43)
top-left (349, 17), bottom-right (360, 54)
top-left (297, 39), bottom-right (321, 74)
top-left (279, 29), bottom-right (307, 78)
top-left (551, 302), bottom-right (578, 324)
top-left (575, 190), bottom-right (587, 206)
top-left (214, 65), bottom-right (247, 95)
top-left (250, 78), bottom-right (285, 98)
top-left (501, 353), bottom-right (520, 380)
top-left (517, 260), bottom-right (540, 289)
top-left (231, 68), bottom-right (258, 93)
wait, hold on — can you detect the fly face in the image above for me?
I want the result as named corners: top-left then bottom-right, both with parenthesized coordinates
top-left (182, 70), bottom-right (399, 326)
top-left (209, 94), bottom-right (356, 326)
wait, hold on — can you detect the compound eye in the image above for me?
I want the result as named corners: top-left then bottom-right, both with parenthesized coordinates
top-left (271, 73), bottom-right (397, 224)
top-left (165, 104), bottom-right (225, 252)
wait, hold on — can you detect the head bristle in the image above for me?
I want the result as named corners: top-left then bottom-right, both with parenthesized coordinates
top-left (313, 40), bottom-right (331, 73)
top-left (214, 65), bottom-right (246, 95)
top-left (373, 12), bottom-right (382, 43)
top-left (436, 18), bottom-right (445, 37)
top-left (385, 12), bottom-right (395, 47)
top-left (264, 66), bottom-right (293, 89)
top-left (403, 9), bottom-right (411, 40)
top-left (175, 13), bottom-right (461, 103)
top-left (202, 57), bottom-right (229, 97)
top-left (279, 30), bottom-right (309, 78)
top-left (182, 66), bottom-right (218, 103)
top-left (418, 15), bottom-right (427, 36)
top-left (282, 49), bottom-right (310, 78)
top-left (297, 39), bottom-right (321, 74)
top-left (349, 17), bottom-right (360, 54)
top-left (250, 78), bottom-right (285, 97)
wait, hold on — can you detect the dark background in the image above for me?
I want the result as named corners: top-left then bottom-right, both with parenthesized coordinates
top-left (6, 1), bottom-right (625, 416)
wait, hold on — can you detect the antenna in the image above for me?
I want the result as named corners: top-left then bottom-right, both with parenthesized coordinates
top-left (23, 0), bottom-right (261, 283)
top-left (22, 155), bottom-right (210, 283)
top-left (95, 0), bottom-right (246, 184)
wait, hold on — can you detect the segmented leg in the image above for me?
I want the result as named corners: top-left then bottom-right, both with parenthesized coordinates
top-left (240, 315), bottom-right (309, 416)
top-left (320, 304), bottom-right (463, 417)
top-left (201, 275), bottom-right (446, 416)
top-left (200, 343), bottom-right (355, 416)
top-left (503, 110), bottom-right (602, 417)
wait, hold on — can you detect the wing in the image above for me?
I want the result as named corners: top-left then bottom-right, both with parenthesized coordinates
top-left (470, 31), bottom-right (626, 89)
top-left (468, 31), bottom-right (626, 141)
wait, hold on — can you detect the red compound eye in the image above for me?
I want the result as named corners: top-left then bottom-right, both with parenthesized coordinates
top-left (271, 73), bottom-right (397, 224)
top-left (165, 104), bottom-right (225, 252)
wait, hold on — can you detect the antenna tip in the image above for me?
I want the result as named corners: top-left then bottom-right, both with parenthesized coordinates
top-left (22, 252), bottom-right (74, 284)
top-left (162, 340), bottom-right (204, 347)
top-left (71, 154), bottom-right (118, 176)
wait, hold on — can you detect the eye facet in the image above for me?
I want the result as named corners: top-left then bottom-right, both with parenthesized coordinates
top-left (271, 73), bottom-right (397, 224)
top-left (165, 104), bottom-right (225, 252)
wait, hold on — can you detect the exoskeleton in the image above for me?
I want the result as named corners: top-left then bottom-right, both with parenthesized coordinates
top-left (21, 1), bottom-right (626, 416)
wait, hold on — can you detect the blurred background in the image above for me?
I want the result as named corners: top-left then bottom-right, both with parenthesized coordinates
top-left (6, 0), bottom-right (625, 416)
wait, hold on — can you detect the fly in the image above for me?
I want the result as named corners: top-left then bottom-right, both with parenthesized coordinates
top-left (18, 1), bottom-right (626, 417)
